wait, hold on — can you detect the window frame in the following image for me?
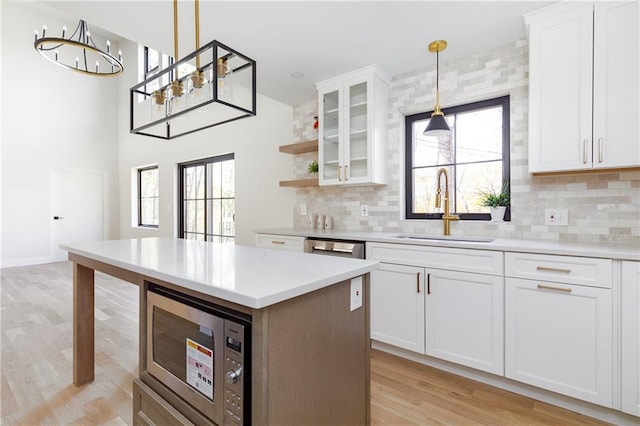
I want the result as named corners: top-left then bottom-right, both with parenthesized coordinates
top-left (178, 153), bottom-right (235, 242)
top-left (138, 165), bottom-right (159, 228)
top-left (404, 96), bottom-right (511, 221)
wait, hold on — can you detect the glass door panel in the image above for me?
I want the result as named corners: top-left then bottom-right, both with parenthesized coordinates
top-left (322, 89), bottom-right (340, 181)
top-left (348, 82), bottom-right (368, 180)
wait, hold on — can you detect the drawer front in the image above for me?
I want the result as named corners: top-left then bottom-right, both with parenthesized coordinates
top-left (366, 242), bottom-right (503, 276)
top-left (505, 252), bottom-right (611, 288)
top-left (255, 234), bottom-right (305, 252)
top-left (133, 379), bottom-right (195, 426)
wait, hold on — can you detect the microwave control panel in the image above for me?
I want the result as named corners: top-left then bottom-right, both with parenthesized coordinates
top-left (223, 320), bottom-right (245, 425)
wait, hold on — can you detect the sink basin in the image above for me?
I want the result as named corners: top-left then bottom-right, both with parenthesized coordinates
top-left (392, 234), bottom-right (494, 243)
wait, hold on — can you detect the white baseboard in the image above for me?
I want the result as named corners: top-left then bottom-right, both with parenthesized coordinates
top-left (372, 341), bottom-right (640, 426)
top-left (0, 256), bottom-right (54, 268)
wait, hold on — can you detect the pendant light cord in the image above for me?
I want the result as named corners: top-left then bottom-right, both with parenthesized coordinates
top-left (173, 0), bottom-right (179, 62)
top-left (435, 49), bottom-right (440, 110)
top-left (195, 0), bottom-right (200, 68)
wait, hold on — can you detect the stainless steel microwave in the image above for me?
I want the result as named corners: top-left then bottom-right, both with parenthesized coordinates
top-left (145, 285), bottom-right (250, 425)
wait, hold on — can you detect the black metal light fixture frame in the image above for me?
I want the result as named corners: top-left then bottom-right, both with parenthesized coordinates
top-left (129, 40), bottom-right (256, 140)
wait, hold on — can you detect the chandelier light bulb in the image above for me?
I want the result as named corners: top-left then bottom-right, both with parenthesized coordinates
top-left (106, 40), bottom-right (110, 54)
top-left (95, 61), bottom-right (99, 72)
top-left (34, 29), bottom-right (38, 41)
top-left (62, 25), bottom-right (67, 38)
top-left (54, 50), bottom-right (58, 61)
top-left (42, 25), bottom-right (47, 37)
top-left (75, 56), bottom-right (79, 68)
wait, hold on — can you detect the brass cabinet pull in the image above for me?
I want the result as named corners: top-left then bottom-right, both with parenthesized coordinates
top-left (427, 273), bottom-right (431, 295)
top-left (338, 165), bottom-right (342, 181)
top-left (416, 272), bottom-right (421, 293)
top-left (583, 139), bottom-right (588, 164)
top-left (598, 137), bottom-right (603, 163)
top-left (344, 165), bottom-right (348, 181)
top-left (536, 266), bottom-right (571, 273)
top-left (271, 240), bottom-right (285, 245)
top-left (537, 284), bottom-right (572, 293)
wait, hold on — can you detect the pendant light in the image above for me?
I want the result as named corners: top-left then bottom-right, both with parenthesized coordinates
top-left (130, 0), bottom-right (256, 140)
top-left (424, 40), bottom-right (450, 136)
top-left (34, 20), bottom-right (123, 76)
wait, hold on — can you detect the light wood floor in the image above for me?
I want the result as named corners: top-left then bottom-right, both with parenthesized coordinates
top-left (1, 261), bottom-right (609, 425)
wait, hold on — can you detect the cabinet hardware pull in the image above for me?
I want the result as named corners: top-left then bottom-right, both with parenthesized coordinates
top-left (271, 241), bottom-right (285, 245)
top-left (583, 139), bottom-right (588, 164)
top-left (536, 266), bottom-right (571, 273)
top-left (427, 273), bottom-right (431, 295)
top-left (537, 284), bottom-right (572, 293)
top-left (344, 165), bottom-right (348, 181)
top-left (598, 137), bottom-right (603, 163)
top-left (416, 272), bottom-right (421, 293)
top-left (338, 165), bottom-right (342, 181)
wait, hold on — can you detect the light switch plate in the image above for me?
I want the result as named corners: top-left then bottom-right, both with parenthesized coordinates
top-left (300, 203), bottom-right (307, 215)
top-left (350, 276), bottom-right (363, 311)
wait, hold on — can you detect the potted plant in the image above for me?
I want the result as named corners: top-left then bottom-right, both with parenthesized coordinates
top-left (479, 183), bottom-right (510, 222)
top-left (307, 160), bottom-right (318, 174)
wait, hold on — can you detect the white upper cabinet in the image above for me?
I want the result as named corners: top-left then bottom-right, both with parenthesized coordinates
top-left (316, 65), bottom-right (389, 186)
top-left (526, 2), bottom-right (639, 173)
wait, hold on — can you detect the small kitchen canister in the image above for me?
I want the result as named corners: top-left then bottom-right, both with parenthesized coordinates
top-left (308, 213), bottom-right (318, 229)
top-left (324, 216), bottom-right (332, 230)
top-left (317, 214), bottom-right (325, 230)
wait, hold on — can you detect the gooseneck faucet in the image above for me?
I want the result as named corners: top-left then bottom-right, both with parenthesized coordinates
top-left (435, 168), bottom-right (459, 236)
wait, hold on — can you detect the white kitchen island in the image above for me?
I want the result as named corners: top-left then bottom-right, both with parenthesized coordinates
top-left (62, 237), bottom-right (378, 425)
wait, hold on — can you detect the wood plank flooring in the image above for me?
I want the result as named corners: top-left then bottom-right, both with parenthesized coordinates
top-left (1, 261), bottom-right (610, 425)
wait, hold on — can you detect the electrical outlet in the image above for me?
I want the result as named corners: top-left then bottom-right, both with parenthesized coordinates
top-left (350, 276), bottom-right (363, 311)
top-left (361, 204), bottom-right (369, 217)
top-left (300, 203), bottom-right (307, 215)
top-left (545, 208), bottom-right (568, 226)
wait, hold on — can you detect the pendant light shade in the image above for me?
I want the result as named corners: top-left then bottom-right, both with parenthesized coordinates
top-left (424, 113), bottom-right (450, 136)
top-left (424, 40), bottom-right (450, 137)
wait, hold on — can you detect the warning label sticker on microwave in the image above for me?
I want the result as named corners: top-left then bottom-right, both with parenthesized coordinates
top-left (186, 338), bottom-right (213, 399)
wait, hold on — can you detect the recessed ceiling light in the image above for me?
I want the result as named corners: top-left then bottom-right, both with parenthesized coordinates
top-left (291, 72), bottom-right (305, 79)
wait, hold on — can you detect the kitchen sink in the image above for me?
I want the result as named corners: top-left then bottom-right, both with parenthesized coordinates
top-left (391, 234), bottom-right (494, 243)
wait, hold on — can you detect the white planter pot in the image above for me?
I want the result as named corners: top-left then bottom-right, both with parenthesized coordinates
top-left (489, 206), bottom-right (507, 222)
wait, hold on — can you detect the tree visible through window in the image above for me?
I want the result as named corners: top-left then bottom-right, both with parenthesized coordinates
top-left (405, 96), bottom-right (510, 220)
top-left (179, 154), bottom-right (235, 242)
top-left (138, 166), bottom-right (159, 227)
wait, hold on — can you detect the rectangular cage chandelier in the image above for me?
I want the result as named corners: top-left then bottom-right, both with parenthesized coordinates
top-left (130, 40), bottom-right (256, 140)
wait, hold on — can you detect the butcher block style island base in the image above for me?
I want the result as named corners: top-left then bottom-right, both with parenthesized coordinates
top-left (63, 238), bottom-right (378, 426)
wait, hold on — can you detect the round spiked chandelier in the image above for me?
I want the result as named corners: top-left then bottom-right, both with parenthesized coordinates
top-left (34, 19), bottom-right (123, 77)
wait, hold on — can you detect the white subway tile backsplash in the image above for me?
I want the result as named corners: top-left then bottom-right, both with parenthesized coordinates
top-left (289, 40), bottom-right (640, 245)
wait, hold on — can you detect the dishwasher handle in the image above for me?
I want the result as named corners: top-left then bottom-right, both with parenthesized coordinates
top-left (304, 239), bottom-right (365, 259)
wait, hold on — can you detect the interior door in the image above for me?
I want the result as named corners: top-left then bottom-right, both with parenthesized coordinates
top-left (50, 168), bottom-right (104, 261)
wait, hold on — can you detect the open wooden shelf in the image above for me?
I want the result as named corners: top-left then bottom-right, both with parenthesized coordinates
top-left (279, 177), bottom-right (319, 188)
top-left (279, 139), bottom-right (318, 154)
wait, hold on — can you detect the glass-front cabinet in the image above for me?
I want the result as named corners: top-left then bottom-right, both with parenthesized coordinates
top-left (316, 65), bottom-right (389, 186)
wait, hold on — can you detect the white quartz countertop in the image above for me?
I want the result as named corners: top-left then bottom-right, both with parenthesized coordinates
top-left (255, 228), bottom-right (640, 261)
top-left (61, 237), bottom-right (379, 309)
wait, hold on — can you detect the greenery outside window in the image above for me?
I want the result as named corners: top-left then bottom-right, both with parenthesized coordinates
top-left (178, 154), bottom-right (235, 243)
top-left (138, 166), bottom-right (159, 227)
top-left (405, 96), bottom-right (510, 220)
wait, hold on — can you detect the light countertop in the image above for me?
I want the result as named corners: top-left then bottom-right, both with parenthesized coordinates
top-left (61, 237), bottom-right (378, 309)
top-left (255, 228), bottom-right (640, 261)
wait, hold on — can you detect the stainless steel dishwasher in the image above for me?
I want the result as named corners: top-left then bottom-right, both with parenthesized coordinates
top-left (304, 239), bottom-right (365, 259)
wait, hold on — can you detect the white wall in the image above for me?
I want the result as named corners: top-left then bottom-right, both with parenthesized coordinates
top-left (1, 1), bottom-right (120, 267)
top-left (116, 39), bottom-right (295, 246)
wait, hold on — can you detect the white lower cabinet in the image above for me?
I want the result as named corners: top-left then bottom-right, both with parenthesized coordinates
top-left (370, 263), bottom-right (425, 353)
top-left (426, 269), bottom-right (504, 375)
top-left (621, 261), bottom-right (640, 416)
top-left (254, 233), bottom-right (305, 252)
top-left (505, 277), bottom-right (613, 407)
top-left (367, 243), bottom-right (504, 374)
